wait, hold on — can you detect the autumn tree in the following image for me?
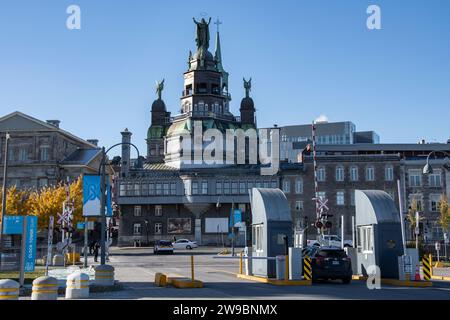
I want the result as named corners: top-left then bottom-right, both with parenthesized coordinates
top-left (0, 185), bottom-right (32, 223)
top-left (438, 194), bottom-right (450, 236)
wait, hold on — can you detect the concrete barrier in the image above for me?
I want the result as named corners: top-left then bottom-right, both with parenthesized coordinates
top-left (94, 265), bottom-right (115, 286)
top-left (32, 276), bottom-right (58, 300)
top-left (52, 254), bottom-right (65, 267)
top-left (0, 279), bottom-right (20, 300)
top-left (154, 273), bottom-right (168, 287)
top-left (65, 272), bottom-right (89, 299)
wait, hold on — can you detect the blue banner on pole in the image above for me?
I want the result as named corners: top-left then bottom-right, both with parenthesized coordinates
top-left (106, 179), bottom-right (112, 217)
top-left (24, 216), bottom-right (37, 272)
top-left (3, 216), bottom-right (24, 235)
top-left (83, 175), bottom-right (101, 216)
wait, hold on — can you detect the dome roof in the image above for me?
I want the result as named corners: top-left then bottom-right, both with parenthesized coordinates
top-left (194, 50), bottom-right (214, 61)
top-left (151, 99), bottom-right (166, 112)
top-left (240, 97), bottom-right (255, 110)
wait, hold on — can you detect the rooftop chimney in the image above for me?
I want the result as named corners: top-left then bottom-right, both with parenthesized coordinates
top-left (87, 139), bottom-right (99, 147)
top-left (46, 120), bottom-right (60, 128)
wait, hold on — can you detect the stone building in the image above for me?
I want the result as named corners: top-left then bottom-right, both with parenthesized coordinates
top-left (0, 111), bottom-right (102, 189)
top-left (116, 18), bottom-right (265, 246)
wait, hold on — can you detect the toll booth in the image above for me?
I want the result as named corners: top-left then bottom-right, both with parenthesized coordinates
top-left (251, 188), bottom-right (292, 278)
top-left (355, 190), bottom-right (404, 279)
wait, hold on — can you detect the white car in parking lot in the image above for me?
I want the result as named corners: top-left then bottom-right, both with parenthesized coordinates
top-left (172, 239), bottom-right (198, 250)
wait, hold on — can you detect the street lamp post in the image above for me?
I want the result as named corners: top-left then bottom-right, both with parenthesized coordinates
top-left (98, 142), bottom-right (141, 265)
top-left (144, 219), bottom-right (149, 246)
top-left (0, 132), bottom-right (10, 250)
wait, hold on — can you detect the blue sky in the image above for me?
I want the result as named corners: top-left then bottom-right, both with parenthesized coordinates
top-left (1, 0), bottom-right (449, 157)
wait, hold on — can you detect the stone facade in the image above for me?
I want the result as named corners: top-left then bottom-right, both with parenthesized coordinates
top-left (0, 111), bottom-right (101, 189)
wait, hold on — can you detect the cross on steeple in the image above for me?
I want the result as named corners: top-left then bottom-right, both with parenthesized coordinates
top-left (214, 18), bottom-right (222, 33)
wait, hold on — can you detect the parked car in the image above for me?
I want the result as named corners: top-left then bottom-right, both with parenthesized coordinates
top-left (308, 246), bottom-right (352, 284)
top-left (172, 239), bottom-right (198, 250)
top-left (153, 240), bottom-right (174, 254)
top-left (307, 235), bottom-right (353, 248)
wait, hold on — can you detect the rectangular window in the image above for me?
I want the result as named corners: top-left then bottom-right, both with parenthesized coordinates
top-left (224, 181), bottom-right (230, 194)
top-left (141, 183), bottom-right (148, 196)
top-left (336, 191), bottom-right (345, 206)
top-left (134, 184), bottom-right (141, 196)
top-left (40, 146), bottom-right (50, 161)
top-left (163, 183), bottom-right (169, 195)
top-left (192, 181), bottom-right (199, 195)
top-left (149, 183), bottom-right (155, 195)
top-left (408, 170), bottom-right (422, 187)
top-left (317, 191), bottom-right (326, 200)
top-left (155, 205), bottom-right (162, 216)
top-left (247, 181), bottom-right (254, 191)
top-left (239, 182), bottom-right (246, 194)
top-left (366, 166), bottom-right (375, 181)
top-left (282, 180), bottom-right (290, 193)
top-left (154, 223), bottom-right (162, 235)
top-left (156, 183), bottom-right (163, 195)
top-left (253, 225), bottom-right (263, 252)
top-left (317, 167), bottom-right (326, 182)
top-left (429, 172), bottom-right (442, 187)
top-left (430, 194), bottom-right (441, 212)
top-left (119, 183), bottom-right (126, 196)
top-left (19, 148), bottom-right (28, 161)
top-left (335, 166), bottom-right (344, 182)
top-left (295, 179), bottom-right (303, 194)
top-left (134, 206), bottom-right (142, 217)
top-left (170, 182), bottom-right (176, 195)
top-left (231, 182), bottom-right (238, 194)
top-left (385, 165), bottom-right (394, 181)
top-left (216, 181), bottom-right (222, 195)
top-left (202, 181), bottom-right (208, 195)
top-left (133, 223), bottom-right (142, 235)
top-left (350, 166), bottom-right (358, 181)
top-left (358, 226), bottom-right (373, 253)
top-left (271, 181), bottom-right (277, 189)
top-left (263, 181), bottom-right (269, 188)
top-left (295, 201), bottom-right (303, 211)
top-left (409, 194), bottom-right (423, 211)
top-left (350, 190), bottom-right (355, 206)
top-left (256, 181), bottom-right (262, 188)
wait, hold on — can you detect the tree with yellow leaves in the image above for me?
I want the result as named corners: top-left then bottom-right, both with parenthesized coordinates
top-left (1, 176), bottom-right (84, 231)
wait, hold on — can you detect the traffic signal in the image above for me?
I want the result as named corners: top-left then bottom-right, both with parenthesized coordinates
top-left (325, 221), bottom-right (332, 229)
top-left (315, 220), bottom-right (323, 229)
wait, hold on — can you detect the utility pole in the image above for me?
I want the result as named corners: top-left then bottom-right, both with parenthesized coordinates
top-left (0, 132), bottom-right (10, 251)
top-left (100, 147), bottom-right (107, 265)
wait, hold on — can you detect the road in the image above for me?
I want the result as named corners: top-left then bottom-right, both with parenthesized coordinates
top-left (88, 247), bottom-right (450, 300)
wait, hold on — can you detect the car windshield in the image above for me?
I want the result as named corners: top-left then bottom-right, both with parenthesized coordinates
top-left (316, 249), bottom-right (347, 258)
top-left (159, 241), bottom-right (172, 246)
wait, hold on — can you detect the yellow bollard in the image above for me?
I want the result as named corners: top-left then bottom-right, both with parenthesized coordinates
top-left (429, 254), bottom-right (433, 276)
top-left (239, 252), bottom-right (243, 275)
top-left (191, 255), bottom-right (195, 281)
top-left (285, 254), bottom-right (289, 282)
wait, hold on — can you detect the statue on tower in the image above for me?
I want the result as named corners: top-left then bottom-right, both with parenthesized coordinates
top-left (243, 77), bottom-right (252, 98)
top-left (193, 17), bottom-right (211, 51)
top-left (156, 79), bottom-right (165, 100)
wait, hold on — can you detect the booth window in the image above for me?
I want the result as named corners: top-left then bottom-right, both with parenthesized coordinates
top-left (253, 225), bottom-right (263, 252)
top-left (358, 226), bottom-right (374, 253)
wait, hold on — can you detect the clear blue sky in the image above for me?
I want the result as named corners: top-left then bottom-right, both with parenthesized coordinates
top-left (1, 0), bottom-right (449, 157)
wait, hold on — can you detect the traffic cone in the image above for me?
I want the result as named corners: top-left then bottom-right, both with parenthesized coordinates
top-left (414, 264), bottom-right (421, 281)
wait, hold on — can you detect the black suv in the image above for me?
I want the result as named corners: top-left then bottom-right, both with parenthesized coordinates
top-left (305, 246), bottom-right (352, 284)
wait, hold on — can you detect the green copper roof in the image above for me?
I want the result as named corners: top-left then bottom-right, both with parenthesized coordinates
top-left (166, 118), bottom-right (255, 136)
top-left (147, 125), bottom-right (166, 139)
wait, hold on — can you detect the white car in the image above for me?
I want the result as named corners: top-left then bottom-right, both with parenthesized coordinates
top-left (307, 235), bottom-right (353, 248)
top-left (172, 239), bottom-right (198, 250)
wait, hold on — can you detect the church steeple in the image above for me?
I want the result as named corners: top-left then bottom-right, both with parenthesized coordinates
top-left (214, 18), bottom-right (229, 98)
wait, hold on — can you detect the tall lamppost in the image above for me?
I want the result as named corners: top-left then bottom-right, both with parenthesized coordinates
top-left (98, 142), bottom-right (141, 265)
top-left (0, 132), bottom-right (10, 250)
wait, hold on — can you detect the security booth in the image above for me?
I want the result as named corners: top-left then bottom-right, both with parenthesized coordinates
top-left (251, 188), bottom-right (293, 278)
top-left (355, 190), bottom-right (404, 279)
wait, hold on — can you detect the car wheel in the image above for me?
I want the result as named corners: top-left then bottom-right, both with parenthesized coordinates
top-left (186, 245), bottom-right (192, 250)
top-left (342, 277), bottom-right (351, 284)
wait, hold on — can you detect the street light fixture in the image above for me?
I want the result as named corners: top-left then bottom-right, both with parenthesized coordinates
top-left (98, 142), bottom-right (141, 265)
top-left (423, 150), bottom-right (450, 175)
top-left (0, 132), bottom-right (10, 250)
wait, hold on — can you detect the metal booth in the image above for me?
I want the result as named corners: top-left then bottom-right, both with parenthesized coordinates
top-left (355, 190), bottom-right (404, 279)
top-left (250, 188), bottom-right (293, 278)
